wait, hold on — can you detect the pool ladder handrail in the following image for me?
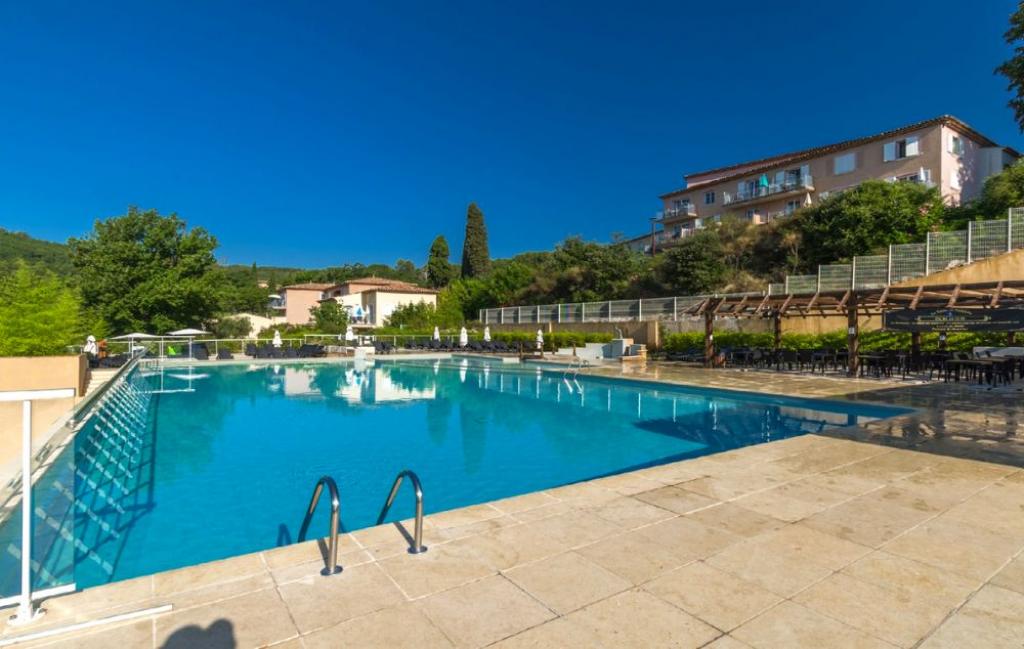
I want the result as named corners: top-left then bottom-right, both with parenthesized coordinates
top-left (376, 469), bottom-right (427, 554)
top-left (297, 475), bottom-right (342, 576)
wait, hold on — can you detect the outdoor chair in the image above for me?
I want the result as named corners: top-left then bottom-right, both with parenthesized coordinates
top-left (217, 348), bottom-right (234, 360)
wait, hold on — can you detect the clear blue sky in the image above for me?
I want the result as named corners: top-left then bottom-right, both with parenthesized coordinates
top-left (1, 1), bottom-right (1020, 268)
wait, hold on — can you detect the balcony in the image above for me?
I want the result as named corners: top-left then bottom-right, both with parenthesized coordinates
top-left (657, 204), bottom-right (697, 223)
top-left (723, 175), bottom-right (814, 206)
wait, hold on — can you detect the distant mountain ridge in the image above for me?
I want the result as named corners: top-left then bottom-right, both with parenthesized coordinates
top-left (0, 228), bottom-right (72, 275)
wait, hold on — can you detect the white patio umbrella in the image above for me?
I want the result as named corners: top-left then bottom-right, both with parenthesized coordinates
top-left (459, 358), bottom-right (468, 383)
top-left (483, 326), bottom-right (491, 342)
top-left (110, 332), bottom-right (161, 340)
top-left (459, 326), bottom-right (468, 347)
top-left (536, 329), bottom-right (544, 351)
top-left (272, 330), bottom-right (283, 348)
top-left (167, 328), bottom-right (208, 336)
top-left (344, 325), bottom-right (355, 343)
top-left (432, 326), bottom-right (440, 341)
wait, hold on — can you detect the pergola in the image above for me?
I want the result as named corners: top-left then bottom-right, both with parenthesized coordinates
top-left (679, 280), bottom-right (1024, 375)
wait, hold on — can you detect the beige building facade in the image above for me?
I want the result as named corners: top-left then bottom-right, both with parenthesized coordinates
top-left (280, 278), bottom-right (438, 326)
top-left (646, 115), bottom-right (1018, 249)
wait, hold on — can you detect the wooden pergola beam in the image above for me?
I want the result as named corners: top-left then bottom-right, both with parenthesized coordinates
top-left (946, 284), bottom-right (961, 308)
top-left (909, 285), bottom-right (924, 310)
top-left (991, 281), bottom-right (1004, 308)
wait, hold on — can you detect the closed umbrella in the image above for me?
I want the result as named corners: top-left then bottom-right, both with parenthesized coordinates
top-left (536, 329), bottom-right (544, 351)
top-left (432, 326), bottom-right (440, 341)
top-left (483, 326), bottom-right (491, 342)
top-left (272, 330), bottom-right (283, 348)
top-left (344, 325), bottom-right (355, 343)
top-left (459, 327), bottom-right (468, 347)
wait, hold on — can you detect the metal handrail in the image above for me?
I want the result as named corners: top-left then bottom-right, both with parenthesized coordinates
top-left (376, 470), bottom-right (427, 554)
top-left (297, 475), bottom-right (342, 575)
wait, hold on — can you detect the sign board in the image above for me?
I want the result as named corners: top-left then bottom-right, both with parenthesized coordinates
top-left (883, 307), bottom-right (1024, 332)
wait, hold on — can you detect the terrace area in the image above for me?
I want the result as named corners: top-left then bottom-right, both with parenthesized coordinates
top-left (3, 362), bottom-right (1022, 648)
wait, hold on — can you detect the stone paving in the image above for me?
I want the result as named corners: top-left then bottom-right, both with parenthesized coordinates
top-left (3, 362), bottom-right (1024, 648)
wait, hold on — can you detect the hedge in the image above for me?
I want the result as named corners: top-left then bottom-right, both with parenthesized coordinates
top-left (662, 330), bottom-right (1013, 353)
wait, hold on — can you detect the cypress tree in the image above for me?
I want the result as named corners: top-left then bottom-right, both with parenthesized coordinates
top-left (460, 202), bottom-right (491, 278)
top-left (426, 235), bottom-right (455, 288)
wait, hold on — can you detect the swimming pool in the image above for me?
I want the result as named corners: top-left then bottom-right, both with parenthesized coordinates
top-left (0, 357), bottom-right (910, 595)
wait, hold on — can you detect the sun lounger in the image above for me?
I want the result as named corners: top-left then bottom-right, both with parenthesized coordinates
top-left (217, 348), bottom-right (234, 360)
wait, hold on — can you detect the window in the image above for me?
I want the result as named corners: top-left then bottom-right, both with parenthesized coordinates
top-left (950, 167), bottom-right (961, 189)
top-left (672, 198), bottom-right (691, 212)
top-left (672, 225), bottom-right (683, 237)
top-left (883, 135), bottom-right (920, 162)
top-left (948, 134), bottom-right (965, 156)
top-left (704, 191), bottom-right (715, 205)
top-left (785, 200), bottom-right (802, 215)
top-left (745, 209), bottom-right (758, 221)
top-left (711, 214), bottom-right (722, 223)
top-left (833, 152), bottom-right (856, 175)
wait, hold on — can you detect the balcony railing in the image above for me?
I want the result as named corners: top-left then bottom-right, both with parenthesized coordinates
top-left (658, 204), bottom-right (697, 221)
top-left (723, 175), bottom-right (814, 206)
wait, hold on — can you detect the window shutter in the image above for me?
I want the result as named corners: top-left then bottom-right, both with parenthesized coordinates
top-left (905, 136), bottom-right (919, 156)
top-left (883, 142), bottom-right (895, 162)
top-left (947, 134), bottom-right (954, 154)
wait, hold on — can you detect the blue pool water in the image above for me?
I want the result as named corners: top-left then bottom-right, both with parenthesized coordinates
top-left (0, 358), bottom-right (909, 594)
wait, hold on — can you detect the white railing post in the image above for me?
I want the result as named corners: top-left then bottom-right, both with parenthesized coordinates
top-left (850, 257), bottom-right (857, 290)
top-left (637, 299), bottom-right (643, 321)
top-left (887, 244), bottom-right (894, 284)
top-left (1, 387), bottom-right (76, 627)
top-left (499, 309), bottom-right (504, 325)
top-left (581, 303), bottom-right (586, 323)
top-left (967, 221), bottom-right (973, 264)
top-left (517, 306), bottom-right (522, 324)
top-left (673, 297), bottom-right (678, 321)
top-left (536, 305), bottom-right (541, 323)
top-left (557, 304), bottom-right (561, 323)
top-left (925, 233), bottom-right (931, 275)
top-left (1009, 211), bottom-right (1015, 253)
top-left (816, 266), bottom-right (822, 293)
top-left (608, 300), bottom-right (612, 321)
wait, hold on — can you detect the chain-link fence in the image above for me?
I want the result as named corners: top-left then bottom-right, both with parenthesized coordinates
top-left (480, 210), bottom-right (1024, 324)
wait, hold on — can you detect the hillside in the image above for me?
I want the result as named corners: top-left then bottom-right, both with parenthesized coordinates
top-left (0, 229), bottom-right (72, 275)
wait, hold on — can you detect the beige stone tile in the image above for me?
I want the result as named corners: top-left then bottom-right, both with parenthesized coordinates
top-left (842, 551), bottom-right (979, 606)
top-left (432, 514), bottom-right (518, 541)
top-left (589, 495), bottom-right (676, 529)
top-left (489, 491), bottom-right (559, 516)
top-left (771, 444), bottom-right (886, 475)
top-left (828, 451), bottom-right (935, 483)
top-left (631, 462), bottom-right (705, 486)
top-left (633, 515), bottom-right (743, 564)
top-left (418, 575), bottom-right (555, 648)
top-left (509, 501), bottom-right (573, 523)
top-left (261, 534), bottom-right (361, 570)
top-left (801, 493), bottom-right (935, 547)
top-left (644, 561), bottom-right (781, 632)
top-left (704, 635), bottom-right (754, 649)
top-left (707, 539), bottom-right (833, 598)
top-left (543, 482), bottom-right (619, 508)
top-left (270, 548), bottom-right (373, 585)
top-left (525, 510), bottom-right (620, 549)
top-left (940, 487), bottom-right (1024, 541)
top-left (488, 618), bottom-right (594, 649)
top-left (919, 584), bottom-right (1024, 649)
top-left (733, 601), bottom-right (897, 649)
top-left (576, 529), bottom-right (687, 585)
top-left (731, 490), bottom-right (831, 523)
top-left (427, 503), bottom-right (504, 530)
top-left (991, 553), bottom-right (1024, 596)
top-left (161, 572), bottom-right (277, 611)
top-left (565, 588), bottom-right (720, 648)
top-left (154, 588), bottom-right (298, 648)
top-left (749, 524), bottom-right (871, 570)
top-left (882, 517), bottom-right (1022, 581)
top-left (22, 620), bottom-right (153, 649)
top-left (277, 563), bottom-right (405, 633)
top-left (33, 575), bottom-right (152, 623)
top-left (591, 471), bottom-right (666, 496)
top-left (633, 485), bottom-right (720, 515)
top-left (301, 603), bottom-right (454, 649)
top-left (352, 520), bottom-right (444, 560)
top-left (378, 537), bottom-right (495, 599)
top-left (794, 572), bottom-right (959, 648)
top-left (151, 552), bottom-right (266, 597)
top-left (505, 552), bottom-right (630, 615)
top-left (797, 471), bottom-right (886, 497)
top-left (684, 502), bottom-right (785, 538)
top-left (456, 521), bottom-right (570, 571)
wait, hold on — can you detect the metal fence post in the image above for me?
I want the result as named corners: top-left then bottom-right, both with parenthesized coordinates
top-left (816, 265), bottom-right (822, 293)
top-left (637, 299), bottom-right (643, 321)
top-left (1010, 211), bottom-right (1015, 253)
top-left (517, 306), bottom-right (522, 323)
top-left (536, 305), bottom-right (541, 323)
top-left (925, 233), bottom-right (931, 275)
top-left (608, 300), bottom-right (612, 321)
top-left (500, 309), bottom-right (504, 325)
top-left (887, 244), bottom-right (893, 284)
top-left (850, 257), bottom-right (857, 289)
top-left (673, 297), bottom-right (678, 321)
top-left (557, 304), bottom-right (561, 323)
top-left (581, 303), bottom-right (586, 323)
top-left (967, 221), bottom-right (973, 264)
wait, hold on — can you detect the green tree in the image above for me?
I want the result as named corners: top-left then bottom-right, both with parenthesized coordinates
top-left (656, 230), bottom-right (727, 295)
top-left (460, 202), bottom-right (491, 278)
top-left (426, 235), bottom-right (456, 288)
top-left (69, 207), bottom-right (223, 334)
top-left (309, 299), bottom-right (348, 334)
top-left (0, 262), bottom-right (83, 356)
top-left (793, 180), bottom-right (943, 269)
top-left (997, 3), bottom-right (1024, 132)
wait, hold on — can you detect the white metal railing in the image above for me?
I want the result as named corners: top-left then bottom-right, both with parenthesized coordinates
top-left (723, 175), bottom-right (814, 205)
top-left (481, 208), bottom-right (1024, 323)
